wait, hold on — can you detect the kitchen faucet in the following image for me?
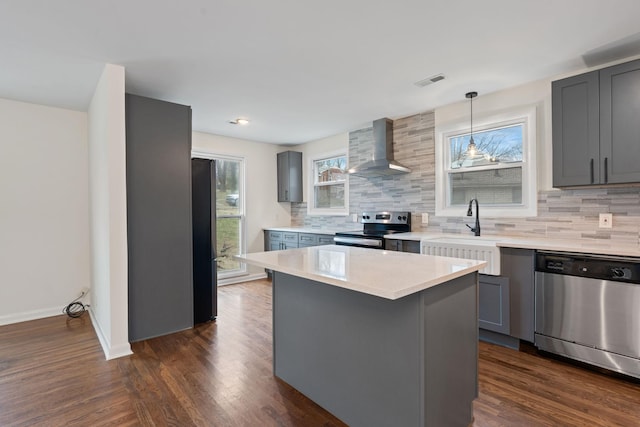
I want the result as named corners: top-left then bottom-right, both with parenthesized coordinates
top-left (466, 198), bottom-right (481, 236)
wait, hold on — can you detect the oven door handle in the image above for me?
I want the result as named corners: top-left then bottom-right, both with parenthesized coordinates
top-left (333, 236), bottom-right (383, 248)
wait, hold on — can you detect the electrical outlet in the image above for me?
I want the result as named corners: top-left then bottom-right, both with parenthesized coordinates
top-left (421, 213), bottom-right (429, 224)
top-left (351, 213), bottom-right (358, 222)
top-left (599, 213), bottom-right (613, 229)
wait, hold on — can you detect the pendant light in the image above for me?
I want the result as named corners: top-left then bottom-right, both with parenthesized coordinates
top-left (465, 91), bottom-right (478, 157)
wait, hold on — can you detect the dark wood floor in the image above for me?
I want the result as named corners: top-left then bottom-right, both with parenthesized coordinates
top-left (1, 279), bottom-right (640, 426)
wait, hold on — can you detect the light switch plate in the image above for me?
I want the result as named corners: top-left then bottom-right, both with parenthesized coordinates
top-left (599, 213), bottom-right (613, 229)
top-left (421, 213), bottom-right (429, 224)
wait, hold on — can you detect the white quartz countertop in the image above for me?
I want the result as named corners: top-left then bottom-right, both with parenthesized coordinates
top-left (383, 231), bottom-right (640, 258)
top-left (264, 227), bottom-right (339, 235)
top-left (236, 245), bottom-right (486, 300)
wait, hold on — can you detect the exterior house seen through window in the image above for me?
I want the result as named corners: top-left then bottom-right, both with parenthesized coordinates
top-left (436, 105), bottom-right (537, 217)
top-left (309, 153), bottom-right (348, 215)
top-left (448, 124), bottom-right (524, 206)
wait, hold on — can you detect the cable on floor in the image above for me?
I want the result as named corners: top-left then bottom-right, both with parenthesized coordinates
top-left (62, 291), bottom-right (89, 318)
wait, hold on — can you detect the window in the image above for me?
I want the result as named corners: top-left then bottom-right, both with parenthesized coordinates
top-left (435, 105), bottom-right (537, 217)
top-left (215, 157), bottom-right (245, 278)
top-left (308, 152), bottom-right (349, 215)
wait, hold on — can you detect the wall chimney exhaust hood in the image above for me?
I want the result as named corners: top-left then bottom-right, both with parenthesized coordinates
top-left (347, 118), bottom-right (411, 177)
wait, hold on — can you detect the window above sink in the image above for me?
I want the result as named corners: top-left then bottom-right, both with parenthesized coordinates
top-left (435, 104), bottom-right (538, 218)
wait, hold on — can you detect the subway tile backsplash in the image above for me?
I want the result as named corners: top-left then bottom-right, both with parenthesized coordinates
top-left (291, 111), bottom-right (640, 245)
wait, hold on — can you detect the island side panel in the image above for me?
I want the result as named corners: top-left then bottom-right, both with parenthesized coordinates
top-left (422, 273), bottom-right (478, 427)
top-left (273, 271), bottom-right (423, 427)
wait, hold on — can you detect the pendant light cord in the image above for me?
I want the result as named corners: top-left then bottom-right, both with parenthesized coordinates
top-left (465, 91), bottom-right (478, 143)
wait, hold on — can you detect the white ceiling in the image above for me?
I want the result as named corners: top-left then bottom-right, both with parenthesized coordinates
top-left (1, 1), bottom-right (640, 144)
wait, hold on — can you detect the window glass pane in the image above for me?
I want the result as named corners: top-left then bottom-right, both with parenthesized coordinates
top-left (450, 124), bottom-right (523, 169)
top-left (216, 159), bottom-right (241, 216)
top-left (315, 156), bottom-right (347, 183)
top-left (449, 167), bottom-right (522, 206)
top-left (314, 183), bottom-right (345, 209)
top-left (216, 217), bottom-right (241, 272)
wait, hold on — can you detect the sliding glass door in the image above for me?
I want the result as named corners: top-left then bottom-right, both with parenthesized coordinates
top-left (192, 151), bottom-right (246, 280)
top-left (214, 157), bottom-right (245, 278)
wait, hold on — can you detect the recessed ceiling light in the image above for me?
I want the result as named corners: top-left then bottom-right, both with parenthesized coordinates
top-left (229, 118), bottom-right (250, 125)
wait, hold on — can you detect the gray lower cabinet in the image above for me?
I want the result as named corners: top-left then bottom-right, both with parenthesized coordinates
top-left (318, 235), bottom-right (335, 245)
top-left (298, 233), bottom-right (318, 247)
top-left (126, 94), bottom-right (193, 342)
top-left (553, 58), bottom-right (640, 187)
top-left (478, 274), bottom-right (510, 334)
top-left (265, 231), bottom-right (299, 250)
top-left (500, 248), bottom-right (535, 342)
top-left (277, 151), bottom-right (302, 202)
top-left (384, 239), bottom-right (420, 253)
top-left (265, 230), bottom-right (334, 251)
top-left (264, 230), bottom-right (334, 277)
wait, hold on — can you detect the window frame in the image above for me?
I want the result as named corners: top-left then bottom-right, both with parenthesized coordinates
top-left (435, 104), bottom-right (537, 217)
top-left (307, 150), bottom-right (349, 216)
top-left (191, 150), bottom-right (247, 279)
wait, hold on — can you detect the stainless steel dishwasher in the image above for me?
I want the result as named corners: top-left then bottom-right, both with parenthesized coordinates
top-left (535, 251), bottom-right (640, 378)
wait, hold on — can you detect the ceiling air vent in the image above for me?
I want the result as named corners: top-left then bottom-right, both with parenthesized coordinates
top-left (414, 73), bottom-right (445, 88)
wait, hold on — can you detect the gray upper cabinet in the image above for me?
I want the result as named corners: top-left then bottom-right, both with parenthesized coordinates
top-left (277, 151), bottom-right (302, 202)
top-left (600, 60), bottom-right (640, 184)
top-left (553, 59), bottom-right (640, 187)
top-left (552, 71), bottom-right (600, 187)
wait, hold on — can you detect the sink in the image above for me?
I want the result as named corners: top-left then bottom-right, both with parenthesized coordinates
top-left (421, 236), bottom-right (501, 275)
top-left (426, 236), bottom-right (502, 246)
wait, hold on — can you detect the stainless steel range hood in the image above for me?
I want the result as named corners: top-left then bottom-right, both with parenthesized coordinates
top-left (347, 118), bottom-right (411, 177)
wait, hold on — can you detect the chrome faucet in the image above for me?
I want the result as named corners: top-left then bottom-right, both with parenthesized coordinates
top-left (466, 198), bottom-right (480, 236)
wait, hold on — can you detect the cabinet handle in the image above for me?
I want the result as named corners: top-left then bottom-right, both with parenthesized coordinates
top-left (590, 158), bottom-right (594, 184)
top-left (285, 190), bottom-right (288, 201)
top-left (604, 157), bottom-right (608, 184)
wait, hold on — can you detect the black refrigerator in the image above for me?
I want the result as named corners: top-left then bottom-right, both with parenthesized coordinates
top-left (192, 158), bottom-right (218, 323)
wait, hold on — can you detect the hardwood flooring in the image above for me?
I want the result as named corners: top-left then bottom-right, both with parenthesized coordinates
top-left (1, 279), bottom-right (639, 426)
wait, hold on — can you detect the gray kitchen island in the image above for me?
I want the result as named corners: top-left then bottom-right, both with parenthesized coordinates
top-left (236, 245), bottom-right (486, 427)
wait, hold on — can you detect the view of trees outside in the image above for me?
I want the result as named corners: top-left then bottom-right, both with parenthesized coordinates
top-left (314, 156), bottom-right (347, 209)
top-left (448, 124), bottom-right (524, 206)
top-left (449, 124), bottom-right (523, 169)
top-left (215, 159), bottom-right (242, 273)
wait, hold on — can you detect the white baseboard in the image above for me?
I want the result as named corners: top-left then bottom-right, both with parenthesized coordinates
top-left (0, 307), bottom-right (63, 326)
top-left (218, 272), bottom-right (267, 286)
top-left (88, 308), bottom-right (133, 360)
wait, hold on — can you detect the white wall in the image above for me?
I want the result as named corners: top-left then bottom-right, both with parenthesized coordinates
top-left (87, 64), bottom-right (131, 359)
top-left (292, 132), bottom-right (349, 202)
top-left (0, 98), bottom-right (90, 325)
top-left (192, 132), bottom-right (290, 276)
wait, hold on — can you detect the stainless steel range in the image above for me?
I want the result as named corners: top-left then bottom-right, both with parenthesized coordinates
top-left (334, 211), bottom-right (411, 249)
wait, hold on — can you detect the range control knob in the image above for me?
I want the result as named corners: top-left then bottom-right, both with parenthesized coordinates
top-left (402, 215), bottom-right (407, 220)
top-left (612, 268), bottom-right (626, 278)
top-left (397, 216), bottom-right (402, 220)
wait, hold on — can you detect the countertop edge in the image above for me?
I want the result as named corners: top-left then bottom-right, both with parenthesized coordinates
top-left (235, 248), bottom-right (486, 300)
